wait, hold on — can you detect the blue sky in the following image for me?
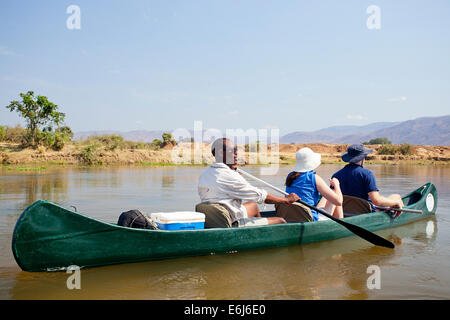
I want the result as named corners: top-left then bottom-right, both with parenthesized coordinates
top-left (1, 0), bottom-right (449, 135)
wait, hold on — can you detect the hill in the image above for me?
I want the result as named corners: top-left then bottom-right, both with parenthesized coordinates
top-left (340, 116), bottom-right (450, 145)
top-left (280, 122), bottom-right (399, 144)
top-left (280, 115), bottom-right (450, 146)
top-left (73, 115), bottom-right (450, 146)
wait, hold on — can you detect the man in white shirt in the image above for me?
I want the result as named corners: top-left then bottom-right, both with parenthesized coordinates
top-left (198, 138), bottom-right (300, 227)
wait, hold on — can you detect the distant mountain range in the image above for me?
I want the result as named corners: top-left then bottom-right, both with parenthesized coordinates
top-left (280, 115), bottom-right (450, 145)
top-left (74, 115), bottom-right (450, 146)
top-left (280, 122), bottom-right (400, 144)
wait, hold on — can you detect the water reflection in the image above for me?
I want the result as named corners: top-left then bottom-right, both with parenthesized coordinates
top-left (162, 175), bottom-right (175, 188)
top-left (0, 170), bottom-right (69, 212)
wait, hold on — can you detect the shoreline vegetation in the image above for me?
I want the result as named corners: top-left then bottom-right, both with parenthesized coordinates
top-left (2, 92), bottom-right (449, 171)
top-left (1, 138), bottom-right (449, 170)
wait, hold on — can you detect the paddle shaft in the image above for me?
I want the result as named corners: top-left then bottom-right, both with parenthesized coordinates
top-left (237, 168), bottom-right (395, 249)
top-left (373, 205), bottom-right (423, 214)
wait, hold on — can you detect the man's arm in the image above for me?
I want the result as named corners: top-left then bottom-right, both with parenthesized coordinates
top-left (368, 191), bottom-right (404, 208)
top-left (264, 193), bottom-right (300, 204)
top-left (222, 169), bottom-right (300, 205)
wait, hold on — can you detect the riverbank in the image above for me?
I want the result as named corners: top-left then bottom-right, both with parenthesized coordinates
top-left (1, 142), bottom-right (449, 169)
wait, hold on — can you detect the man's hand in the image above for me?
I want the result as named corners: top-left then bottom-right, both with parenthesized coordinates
top-left (391, 199), bottom-right (404, 218)
top-left (285, 193), bottom-right (300, 203)
top-left (265, 193), bottom-right (301, 205)
top-left (393, 199), bottom-right (404, 209)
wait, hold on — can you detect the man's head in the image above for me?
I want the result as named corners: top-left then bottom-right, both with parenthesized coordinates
top-left (211, 138), bottom-right (238, 166)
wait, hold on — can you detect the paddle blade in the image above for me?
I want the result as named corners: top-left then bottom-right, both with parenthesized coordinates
top-left (340, 220), bottom-right (395, 249)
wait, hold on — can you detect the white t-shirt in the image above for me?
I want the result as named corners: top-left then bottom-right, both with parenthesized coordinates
top-left (198, 163), bottom-right (268, 223)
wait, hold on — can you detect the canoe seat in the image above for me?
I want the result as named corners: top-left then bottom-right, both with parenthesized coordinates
top-left (195, 203), bottom-right (233, 228)
top-left (343, 195), bottom-right (373, 217)
top-left (275, 202), bottom-right (313, 223)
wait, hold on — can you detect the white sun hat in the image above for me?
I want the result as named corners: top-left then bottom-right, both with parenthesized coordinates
top-left (293, 147), bottom-right (321, 172)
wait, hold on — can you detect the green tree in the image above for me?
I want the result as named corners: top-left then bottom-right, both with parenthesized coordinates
top-left (363, 137), bottom-right (392, 145)
top-left (5, 91), bottom-right (66, 147)
top-left (162, 132), bottom-right (177, 147)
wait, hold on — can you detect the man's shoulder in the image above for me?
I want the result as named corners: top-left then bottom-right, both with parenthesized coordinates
top-left (358, 166), bottom-right (375, 175)
top-left (333, 164), bottom-right (373, 176)
top-left (201, 163), bottom-right (228, 173)
top-left (332, 166), bottom-right (347, 177)
top-left (200, 163), bottom-right (241, 180)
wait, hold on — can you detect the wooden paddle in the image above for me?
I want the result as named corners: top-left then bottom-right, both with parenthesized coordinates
top-left (237, 168), bottom-right (395, 249)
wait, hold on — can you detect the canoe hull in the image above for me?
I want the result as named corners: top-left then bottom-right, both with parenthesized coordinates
top-left (12, 183), bottom-right (438, 272)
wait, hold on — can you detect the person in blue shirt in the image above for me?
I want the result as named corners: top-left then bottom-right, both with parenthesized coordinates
top-left (332, 144), bottom-right (404, 210)
top-left (284, 147), bottom-right (344, 221)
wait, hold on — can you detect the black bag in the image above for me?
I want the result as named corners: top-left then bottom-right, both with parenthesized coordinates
top-left (117, 209), bottom-right (158, 229)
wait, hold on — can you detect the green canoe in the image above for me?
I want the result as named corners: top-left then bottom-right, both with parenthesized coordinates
top-left (12, 183), bottom-right (438, 272)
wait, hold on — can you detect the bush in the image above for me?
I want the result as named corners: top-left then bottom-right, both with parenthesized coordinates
top-left (3, 125), bottom-right (27, 143)
top-left (377, 143), bottom-right (413, 156)
top-left (51, 132), bottom-right (68, 151)
top-left (151, 139), bottom-right (163, 150)
top-left (0, 124), bottom-right (72, 150)
top-left (1, 152), bottom-right (11, 165)
top-left (81, 134), bottom-right (125, 151)
top-left (37, 129), bottom-right (71, 151)
top-left (56, 126), bottom-right (73, 140)
top-left (99, 134), bottom-right (124, 151)
top-left (377, 144), bottom-right (397, 155)
top-left (38, 131), bottom-right (56, 149)
top-left (78, 144), bottom-right (98, 165)
top-left (0, 126), bottom-right (5, 141)
top-left (398, 143), bottom-right (413, 155)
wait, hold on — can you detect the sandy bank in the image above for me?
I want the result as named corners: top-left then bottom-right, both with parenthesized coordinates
top-left (1, 142), bottom-right (449, 167)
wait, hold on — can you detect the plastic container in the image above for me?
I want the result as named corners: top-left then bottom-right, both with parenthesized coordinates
top-left (150, 212), bottom-right (205, 230)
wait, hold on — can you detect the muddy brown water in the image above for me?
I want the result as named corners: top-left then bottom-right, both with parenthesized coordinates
top-left (0, 164), bottom-right (449, 299)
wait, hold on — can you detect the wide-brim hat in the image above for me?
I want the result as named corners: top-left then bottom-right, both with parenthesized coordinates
top-left (293, 147), bottom-right (321, 172)
top-left (342, 144), bottom-right (373, 163)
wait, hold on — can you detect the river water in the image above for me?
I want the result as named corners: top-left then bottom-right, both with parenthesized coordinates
top-left (0, 164), bottom-right (449, 299)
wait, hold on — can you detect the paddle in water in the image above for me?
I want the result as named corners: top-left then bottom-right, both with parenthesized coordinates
top-left (237, 168), bottom-right (395, 249)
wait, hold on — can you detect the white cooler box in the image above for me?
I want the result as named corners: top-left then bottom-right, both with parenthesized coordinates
top-left (150, 212), bottom-right (205, 230)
